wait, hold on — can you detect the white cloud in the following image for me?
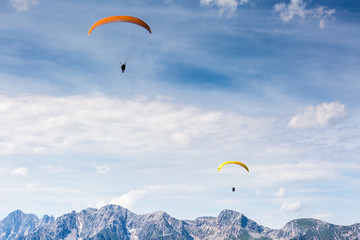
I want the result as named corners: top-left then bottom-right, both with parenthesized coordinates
top-left (108, 190), bottom-right (148, 210)
top-left (312, 6), bottom-right (336, 29)
top-left (96, 184), bottom-right (205, 211)
top-left (169, 132), bottom-right (191, 146)
top-left (200, 0), bottom-right (249, 17)
top-left (10, 167), bottom-right (28, 176)
top-left (274, 0), bottom-right (307, 22)
top-left (9, 0), bottom-right (38, 12)
top-left (288, 102), bottom-right (346, 129)
top-left (95, 165), bottom-right (110, 174)
top-left (274, 187), bottom-right (285, 197)
top-left (0, 95), bottom-right (270, 156)
top-left (274, 0), bottom-right (335, 29)
top-left (280, 201), bottom-right (301, 212)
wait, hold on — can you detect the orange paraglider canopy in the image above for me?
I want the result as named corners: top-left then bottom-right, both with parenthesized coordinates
top-left (88, 16), bottom-right (152, 35)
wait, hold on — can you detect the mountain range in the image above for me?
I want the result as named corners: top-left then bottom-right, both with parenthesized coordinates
top-left (0, 204), bottom-right (359, 239)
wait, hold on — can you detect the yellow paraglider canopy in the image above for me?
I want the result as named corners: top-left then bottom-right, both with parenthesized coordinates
top-left (218, 161), bottom-right (249, 172)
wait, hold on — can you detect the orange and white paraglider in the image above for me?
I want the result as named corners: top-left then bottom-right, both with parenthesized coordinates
top-left (88, 16), bottom-right (151, 73)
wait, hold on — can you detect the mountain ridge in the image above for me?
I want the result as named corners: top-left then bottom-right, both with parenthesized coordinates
top-left (0, 204), bottom-right (359, 239)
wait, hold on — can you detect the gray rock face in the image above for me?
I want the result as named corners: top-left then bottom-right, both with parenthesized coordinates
top-left (0, 205), bottom-right (359, 240)
top-left (0, 210), bottom-right (39, 240)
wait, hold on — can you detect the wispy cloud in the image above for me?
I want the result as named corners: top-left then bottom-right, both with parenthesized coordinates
top-left (9, 0), bottom-right (38, 12)
top-left (274, 0), bottom-right (307, 22)
top-left (288, 102), bottom-right (346, 129)
top-left (313, 6), bottom-right (336, 29)
top-left (274, 0), bottom-right (335, 29)
top-left (10, 167), bottom-right (28, 176)
top-left (95, 165), bottom-right (110, 174)
top-left (108, 190), bottom-right (148, 210)
top-left (280, 200), bottom-right (301, 212)
top-left (274, 187), bottom-right (286, 197)
top-left (200, 0), bottom-right (249, 17)
top-left (96, 184), bottom-right (205, 212)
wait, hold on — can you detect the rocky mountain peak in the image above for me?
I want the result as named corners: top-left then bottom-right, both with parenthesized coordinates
top-left (38, 215), bottom-right (54, 226)
top-left (217, 209), bottom-right (241, 225)
top-left (0, 210), bottom-right (39, 240)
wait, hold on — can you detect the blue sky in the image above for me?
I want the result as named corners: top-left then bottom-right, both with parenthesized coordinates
top-left (0, 0), bottom-right (360, 229)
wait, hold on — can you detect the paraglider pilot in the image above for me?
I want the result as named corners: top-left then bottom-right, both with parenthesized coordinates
top-left (232, 187), bottom-right (235, 192)
top-left (121, 63), bottom-right (126, 73)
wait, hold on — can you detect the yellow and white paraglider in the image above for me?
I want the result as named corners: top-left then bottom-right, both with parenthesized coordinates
top-left (88, 16), bottom-right (151, 73)
top-left (218, 161), bottom-right (249, 192)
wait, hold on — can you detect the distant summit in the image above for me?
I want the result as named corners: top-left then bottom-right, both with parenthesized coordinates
top-left (0, 205), bottom-right (359, 239)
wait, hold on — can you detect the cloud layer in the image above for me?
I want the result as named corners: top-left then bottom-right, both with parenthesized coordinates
top-left (0, 95), bottom-right (269, 156)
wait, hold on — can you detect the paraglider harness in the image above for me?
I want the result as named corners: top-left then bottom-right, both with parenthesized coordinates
top-left (121, 62), bottom-right (126, 73)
